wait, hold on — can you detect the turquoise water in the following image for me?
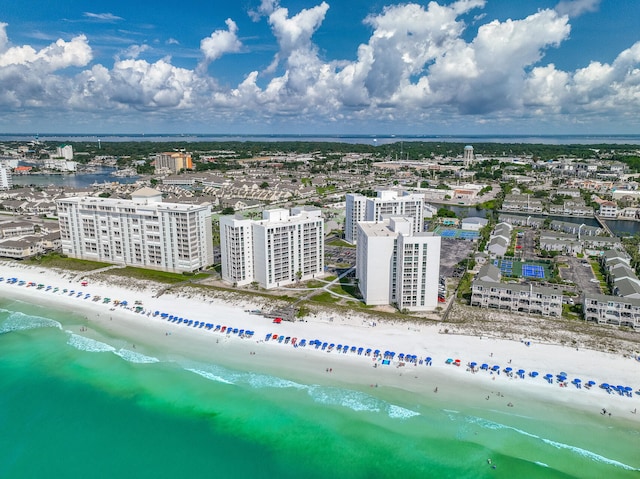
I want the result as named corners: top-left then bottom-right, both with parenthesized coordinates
top-left (0, 298), bottom-right (639, 479)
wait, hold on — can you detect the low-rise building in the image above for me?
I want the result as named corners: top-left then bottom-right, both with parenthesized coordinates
top-left (582, 293), bottom-right (640, 329)
top-left (599, 201), bottom-right (618, 218)
top-left (471, 280), bottom-right (563, 317)
top-left (461, 217), bottom-right (488, 231)
top-left (539, 231), bottom-right (582, 255)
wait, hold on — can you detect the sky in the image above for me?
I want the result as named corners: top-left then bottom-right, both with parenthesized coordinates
top-left (1, 0), bottom-right (640, 135)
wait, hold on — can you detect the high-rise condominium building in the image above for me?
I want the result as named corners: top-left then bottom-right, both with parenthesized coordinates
top-left (153, 152), bottom-right (193, 174)
top-left (0, 167), bottom-right (12, 190)
top-left (57, 187), bottom-right (213, 273)
top-left (345, 190), bottom-right (424, 244)
top-left (56, 144), bottom-right (74, 160)
top-left (220, 207), bottom-right (324, 289)
top-left (356, 217), bottom-right (441, 311)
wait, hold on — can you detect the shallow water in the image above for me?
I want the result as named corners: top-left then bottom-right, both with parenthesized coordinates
top-left (0, 298), bottom-right (638, 479)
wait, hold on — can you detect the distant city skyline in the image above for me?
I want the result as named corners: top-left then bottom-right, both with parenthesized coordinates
top-left (1, 0), bottom-right (639, 135)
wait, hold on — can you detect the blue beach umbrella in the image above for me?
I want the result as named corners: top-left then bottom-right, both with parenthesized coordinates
top-left (529, 371), bottom-right (539, 377)
top-left (481, 363), bottom-right (488, 370)
top-left (504, 367), bottom-right (513, 373)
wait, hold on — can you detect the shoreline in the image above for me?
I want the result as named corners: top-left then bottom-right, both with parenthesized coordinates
top-left (1, 262), bottom-right (639, 426)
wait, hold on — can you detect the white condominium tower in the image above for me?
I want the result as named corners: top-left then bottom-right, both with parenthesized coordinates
top-left (220, 207), bottom-right (324, 289)
top-left (0, 166), bottom-right (12, 190)
top-left (57, 187), bottom-right (214, 273)
top-left (56, 144), bottom-right (74, 160)
top-left (345, 190), bottom-right (424, 244)
top-left (356, 217), bottom-right (441, 311)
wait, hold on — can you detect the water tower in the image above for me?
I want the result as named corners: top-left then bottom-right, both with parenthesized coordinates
top-left (463, 145), bottom-right (474, 167)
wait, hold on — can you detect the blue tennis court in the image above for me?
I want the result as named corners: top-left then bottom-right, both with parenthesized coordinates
top-left (493, 259), bottom-right (513, 275)
top-left (435, 228), bottom-right (480, 240)
top-left (439, 229), bottom-right (457, 237)
top-left (459, 231), bottom-right (480, 239)
top-left (522, 264), bottom-right (545, 279)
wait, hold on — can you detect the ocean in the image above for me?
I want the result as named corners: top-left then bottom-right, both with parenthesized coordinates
top-left (1, 297), bottom-right (639, 479)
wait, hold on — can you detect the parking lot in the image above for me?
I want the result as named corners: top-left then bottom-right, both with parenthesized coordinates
top-left (439, 238), bottom-right (476, 277)
top-left (559, 256), bottom-right (602, 295)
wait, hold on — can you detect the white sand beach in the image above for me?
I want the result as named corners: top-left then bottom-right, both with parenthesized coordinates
top-left (1, 261), bottom-right (639, 423)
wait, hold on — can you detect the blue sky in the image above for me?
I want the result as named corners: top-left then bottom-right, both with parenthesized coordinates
top-left (1, 0), bottom-right (639, 135)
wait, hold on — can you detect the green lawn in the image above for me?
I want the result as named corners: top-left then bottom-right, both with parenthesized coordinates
top-left (27, 253), bottom-right (111, 271)
top-left (326, 238), bottom-right (355, 248)
top-left (100, 267), bottom-right (209, 284)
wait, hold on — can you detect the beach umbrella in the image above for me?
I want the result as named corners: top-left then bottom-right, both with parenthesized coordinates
top-left (426, 357), bottom-right (432, 363)
top-left (530, 371), bottom-right (539, 377)
top-left (600, 383), bottom-right (610, 389)
top-left (469, 362), bottom-right (477, 368)
top-left (481, 363), bottom-right (488, 370)
top-left (492, 365), bottom-right (500, 371)
top-left (587, 380), bottom-right (596, 386)
top-left (504, 367), bottom-right (513, 373)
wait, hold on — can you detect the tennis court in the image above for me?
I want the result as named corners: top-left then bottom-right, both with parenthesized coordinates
top-left (434, 227), bottom-right (480, 240)
top-left (492, 259), bottom-right (551, 279)
top-left (522, 263), bottom-right (545, 279)
top-left (493, 259), bottom-right (513, 275)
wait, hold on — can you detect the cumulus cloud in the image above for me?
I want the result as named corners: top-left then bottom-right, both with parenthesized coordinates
top-left (200, 18), bottom-right (242, 64)
top-left (1, 1), bottom-right (640, 131)
top-left (264, 2), bottom-right (329, 72)
top-left (70, 58), bottom-right (203, 111)
top-left (555, 0), bottom-right (600, 18)
top-left (0, 25), bottom-right (92, 70)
